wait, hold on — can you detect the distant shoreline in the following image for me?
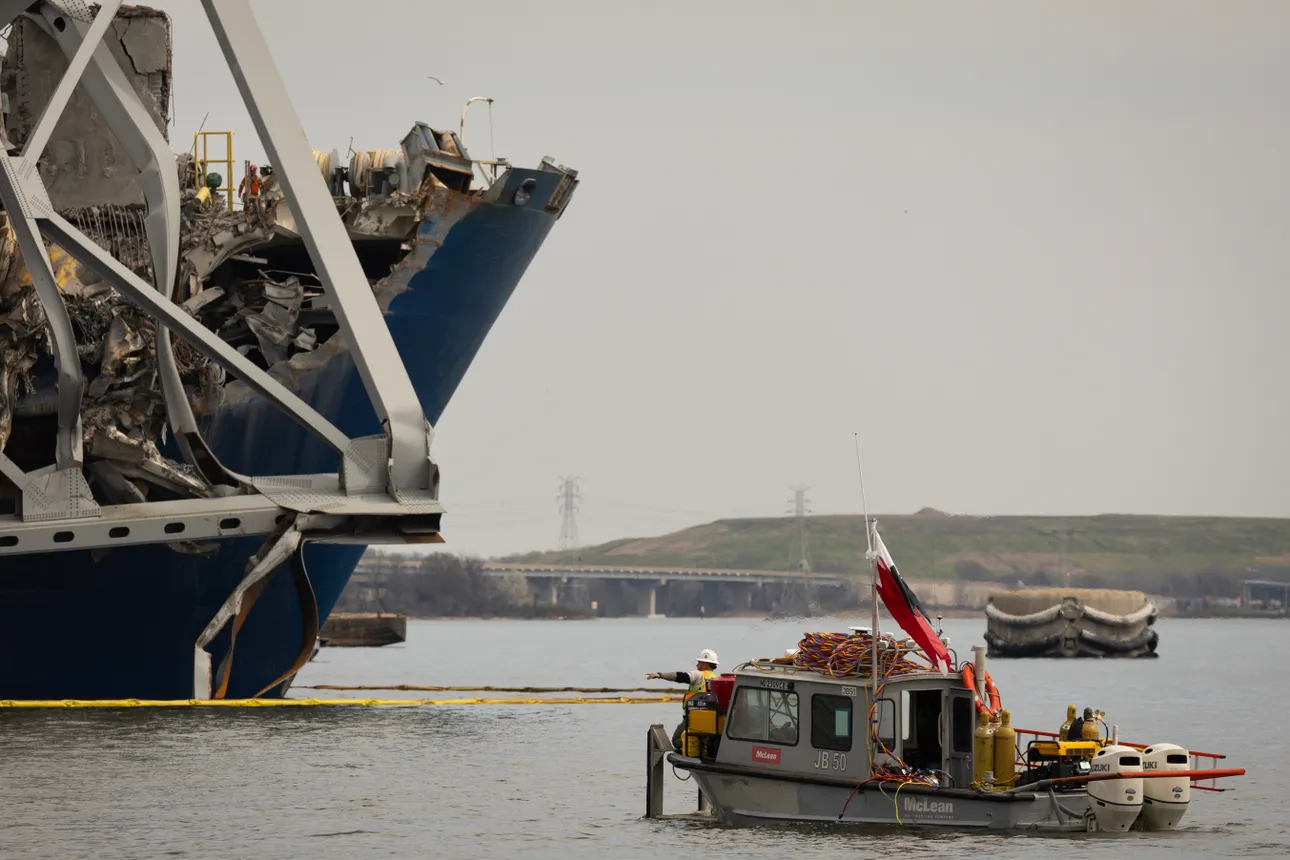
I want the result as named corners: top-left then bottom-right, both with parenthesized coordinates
top-left (396, 611), bottom-right (1287, 622)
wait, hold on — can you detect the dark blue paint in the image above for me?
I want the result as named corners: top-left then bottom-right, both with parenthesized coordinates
top-left (0, 168), bottom-right (570, 699)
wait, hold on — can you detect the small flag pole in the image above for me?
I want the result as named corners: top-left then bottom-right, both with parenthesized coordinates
top-left (853, 434), bottom-right (880, 694)
top-left (854, 433), bottom-right (872, 556)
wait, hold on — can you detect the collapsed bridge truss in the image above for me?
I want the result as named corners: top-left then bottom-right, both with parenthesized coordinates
top-left (0, 0), bottom-right (446, 695)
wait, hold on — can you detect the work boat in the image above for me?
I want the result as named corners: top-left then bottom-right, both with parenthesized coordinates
top-left (647, 631), bottom-right (1244, 832)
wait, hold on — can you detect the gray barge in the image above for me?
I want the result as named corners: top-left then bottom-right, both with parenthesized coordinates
top-left (648, 633), bottom-right (1240, 833)
top-left (984, 588), bottom-right (1160, 659)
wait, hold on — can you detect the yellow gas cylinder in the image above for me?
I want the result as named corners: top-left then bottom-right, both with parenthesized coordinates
top-left (992, 709), bottom-right (1017, 788)
top-left (973, 709), bottom-right (995, 784)
top-left (1059, 704), bottom-right (1076, 740)
top-left (1081, 708), bottom-right (1099, 742)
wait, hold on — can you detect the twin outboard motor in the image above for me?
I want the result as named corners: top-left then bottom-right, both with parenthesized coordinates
top-left (1087, 744), bottom-right (1143, 832)
top-left (1140, 742), bottom-right (1191, 830)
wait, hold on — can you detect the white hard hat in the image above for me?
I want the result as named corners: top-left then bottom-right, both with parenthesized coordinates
top-left (696, 649), bottom-right (719, 666)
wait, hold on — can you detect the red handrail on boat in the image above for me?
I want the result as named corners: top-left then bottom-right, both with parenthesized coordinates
top-left (1015, 727), bottom-right (1225, 760)
top-left (1013, 726), bottom-right (1238, 792)
top-left (1049, 768), bottom-right (1245, 787)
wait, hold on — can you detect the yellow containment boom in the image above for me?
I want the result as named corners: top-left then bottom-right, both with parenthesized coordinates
top-left (0, 696), bottom-right (683, 708)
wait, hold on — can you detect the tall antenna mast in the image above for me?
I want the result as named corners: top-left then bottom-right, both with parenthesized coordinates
top-left (853, 433), bottom-right (872, 554)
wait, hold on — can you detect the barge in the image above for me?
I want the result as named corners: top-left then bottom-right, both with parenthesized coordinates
top-left (984, 588), bottom-right (1159, 659)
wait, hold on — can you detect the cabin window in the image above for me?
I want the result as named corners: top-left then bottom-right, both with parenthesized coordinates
top-left (873, 697), bottom-right (896, 751)
top-left (727, 687), bottom-right (800, 746)
top-left (811, 694), bottom-right (853, 752)
top-left (952, 696), bottom-right (973, 753)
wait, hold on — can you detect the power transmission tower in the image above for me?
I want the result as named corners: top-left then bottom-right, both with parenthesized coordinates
top-left (557, 476), bottom-right (581, 551)
top-left (776, 486), bottom-right (815, 617)
top-left (787, 486), bottom-right (812, 572)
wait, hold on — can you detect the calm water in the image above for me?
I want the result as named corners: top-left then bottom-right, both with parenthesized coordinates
top-left (0, 616), bottom-right (1281, 859)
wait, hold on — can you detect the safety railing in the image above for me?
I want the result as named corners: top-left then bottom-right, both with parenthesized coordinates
top-left (1013, 727), bottom-right (1230, 791)
top-left (194, 129), bottom-right (235, 211)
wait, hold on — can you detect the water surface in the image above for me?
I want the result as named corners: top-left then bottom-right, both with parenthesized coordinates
top-left (1, 616), bottom-right (1279, 858)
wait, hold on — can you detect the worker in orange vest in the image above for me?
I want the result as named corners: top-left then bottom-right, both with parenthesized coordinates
top-left (238, 164), bottom-right (262, 202)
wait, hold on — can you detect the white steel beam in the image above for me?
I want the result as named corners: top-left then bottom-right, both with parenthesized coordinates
top-left (200, 0), bottom-right (433, 493)
top-left (38, 210), bottom-right (353, 455)
top-left (0, 2), bottom-right (451, 552)
top-left (0, 159), bottom-right (84, 470)
top-left (193, 515), bottom-right (302, 698)
top-left (0, 494), bottom-right (286, 557)
top-left (0, 452), bottom-right (28, 488)
top-left (34, 4), bottom-right (222, 482)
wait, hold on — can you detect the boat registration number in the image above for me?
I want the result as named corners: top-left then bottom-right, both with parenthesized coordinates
top-left (813, 751), bottom-right (847, 771)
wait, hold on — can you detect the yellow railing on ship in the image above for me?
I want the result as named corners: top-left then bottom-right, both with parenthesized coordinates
top-left (193, 129), bottom-right (234, 211)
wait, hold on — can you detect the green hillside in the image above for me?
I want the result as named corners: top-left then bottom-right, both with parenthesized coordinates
top-left (505, 509), bottom-right (1290, 597)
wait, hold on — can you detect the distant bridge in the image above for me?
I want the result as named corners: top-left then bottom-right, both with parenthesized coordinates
top-left (354, 555), bottom-right (855, 615)
top-left (479, 563), bottom-right (851, 614)
top-left (351, 555), bottom-right (995, 616)
top-left (478, 563), bottom-right (850, 587)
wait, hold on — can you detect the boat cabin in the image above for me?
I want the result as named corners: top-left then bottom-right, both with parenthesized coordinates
top-left (702, 664), bottom-right (977, 787)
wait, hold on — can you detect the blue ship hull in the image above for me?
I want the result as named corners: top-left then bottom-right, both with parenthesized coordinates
top-left (0, 167), bottom-right (572, 699)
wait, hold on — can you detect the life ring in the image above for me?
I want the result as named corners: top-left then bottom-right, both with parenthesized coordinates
top-left (960, 662), bottom-right (1001, 718)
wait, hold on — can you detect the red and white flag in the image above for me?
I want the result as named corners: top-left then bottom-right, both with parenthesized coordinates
top-left (870, 527), bottom-right (953, 674)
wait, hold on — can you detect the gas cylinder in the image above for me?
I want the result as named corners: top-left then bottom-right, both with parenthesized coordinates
top-left (973, 709), bottom-right (995, 784)
top-left (1081, 708), bottom-right (1100, 741)
top-left (1059, 704), bottom-right (1076, 740)
top-left (992, 709), bottom-right (1016, 788)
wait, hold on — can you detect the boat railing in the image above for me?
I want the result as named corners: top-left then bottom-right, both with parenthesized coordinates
top-left (1013, 727), bottom-right (1231, 792)
top-left (735, 658), bottom-right (949, 681)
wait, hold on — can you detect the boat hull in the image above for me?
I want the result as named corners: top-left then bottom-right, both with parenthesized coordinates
top-left (0, 167), bottom-right (571, 699)
top-left (673, 756), bottom-right (1091, 831)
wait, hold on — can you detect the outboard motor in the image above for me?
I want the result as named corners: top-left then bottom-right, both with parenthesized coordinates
top-left (1140, 743), bottom-right (1191, 830)
top-left (1087, 744), bottom-right (1144, 832)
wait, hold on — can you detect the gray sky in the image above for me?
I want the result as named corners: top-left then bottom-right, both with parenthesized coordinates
top-left (156, 0), bottom-right (1288, 556)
